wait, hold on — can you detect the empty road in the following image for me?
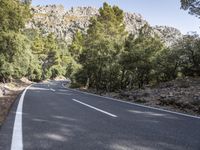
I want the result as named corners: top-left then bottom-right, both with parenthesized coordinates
top-left (0, 81), bottom-right (200, 150)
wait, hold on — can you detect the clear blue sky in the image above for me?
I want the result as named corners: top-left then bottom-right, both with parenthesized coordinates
top-left (32, 0), bottom-right (200, 34)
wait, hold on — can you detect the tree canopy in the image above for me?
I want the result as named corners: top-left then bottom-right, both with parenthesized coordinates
top-left (0, 1), bottom-right (199, 92)
top-left (0, 0), bottom-right (31, 32)
top-left (0, 0), bottom-right (78, 82)
top-left (181, 0), bottom-right (200, 18)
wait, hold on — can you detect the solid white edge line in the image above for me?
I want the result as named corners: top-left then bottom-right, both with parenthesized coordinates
top-left (56, 92), bottom-right (71, 95)
top-left (50, 88), bottom-right (55, 92)
top-left (11, 84), bottom-right (32, 150)
top-left (72, 99), bottom-right (117, 118)
top-left (61, 83), bottom-right (200, 119)
top-left (58, 89), bottom-right (69, 92)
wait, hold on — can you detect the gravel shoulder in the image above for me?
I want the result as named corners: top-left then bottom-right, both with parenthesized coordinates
top-left (74, 77), bottom-right (200, 117)
top-left (0, 78), bottom-right (32, 127)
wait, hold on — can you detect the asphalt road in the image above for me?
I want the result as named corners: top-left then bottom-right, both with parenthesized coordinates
top-left (0, 81), bottom-right (200, 150)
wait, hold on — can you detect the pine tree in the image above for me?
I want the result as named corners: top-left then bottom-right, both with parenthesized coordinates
top-left (120, 25), bottom-right (164, 88)
top-left (69, 31), bottom-right (84, 61)
top-left (0, 0), bottom-right (31, 32)
top-left (77, 2), bottom-right (127, 91)
top-left (181, 0), bottom-right (200, 18)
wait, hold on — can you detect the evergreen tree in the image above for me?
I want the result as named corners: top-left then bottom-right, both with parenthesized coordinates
top-left (77, 2), bottom-right (127, 91)
top-left (69, 31), bottom-right (84, 61)
top-left (120, 25), bottom-right (164, 88)
top-left (178, 34), bottom-right (200, 76)
top-left (181, 0), bottom-right (200, 18)
top-left (0, 0), bottom-right (32, 81)
top-left (0, 0), bottom-right (31, 32)
top-left (0, 32), bottom-right (32, 81)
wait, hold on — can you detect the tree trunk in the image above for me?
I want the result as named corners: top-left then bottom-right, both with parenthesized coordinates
top-left (96, 64), bottom-right (103, 93)
top-left (85, 77), bottom-right (90, 89)
top-left (120, 68), bottom-right (125, 89)
top-left (128, 74), bottom-right (132, 90)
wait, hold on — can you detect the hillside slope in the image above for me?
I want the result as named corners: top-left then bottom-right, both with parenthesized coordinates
top-left (26, 5), bottom-right (183, 46)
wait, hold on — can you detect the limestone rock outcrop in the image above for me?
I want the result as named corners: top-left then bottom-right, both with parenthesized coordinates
top-left (26, 5), bottom-right (183, 46)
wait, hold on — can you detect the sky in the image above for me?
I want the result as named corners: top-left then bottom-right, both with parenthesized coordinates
top-left (32, 0), bottom-right (200, 34)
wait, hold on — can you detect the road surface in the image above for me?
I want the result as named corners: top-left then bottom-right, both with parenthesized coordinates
top-left (0, 81), bottom-right (200, 150)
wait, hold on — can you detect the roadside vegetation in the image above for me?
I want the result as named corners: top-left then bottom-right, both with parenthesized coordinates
top-left (0, 0), bottom-right (79, 83)
top-left (72, 2), bottom-right (200, 92)
top-left (0, 0), bottom-right (199, 123)
top-left (0, 1), bottom-right (199, 87)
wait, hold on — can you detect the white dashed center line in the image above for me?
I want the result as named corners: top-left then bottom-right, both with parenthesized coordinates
top-left (72, 99), bottom-right (117, 118)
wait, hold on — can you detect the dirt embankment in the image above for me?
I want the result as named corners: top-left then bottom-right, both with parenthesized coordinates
top-left (0, 78), bottom-right (32, 127)
top-left (79, 77), bottom-right (200, 116)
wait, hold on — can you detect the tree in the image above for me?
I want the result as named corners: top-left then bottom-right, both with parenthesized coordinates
top-left (27, 54), bottom-right (42, 81)
top-left (69, 30), bottom-right (84, 61)
top-left (154, 33), bottom-right (200, 82)
top-left (20, 0), bottom-right (32, 5)
top-left (76, 2), bottom-right (127, 91)
top-left (181, 0), bottom-right (200, 18)
top-left (58, 40), bottom-right (80, 78)
top-left (0, 0), bottom-right (80, 82)
top-left (120, 25), bottom-right (164, 88)
top-left (31, 32), bottom-right (45, 55)
top-left (0, 0), bottom-right (31, 32)
top-left (0, 0), bottom-right (32, 81)
top-left (178, 34), bottom-right (200, 76)
top-left (154, 48), bottom-right (181, 82)
top-left (0, 32), bottom-right (32, 81)
top-left (41, 34), bottom-right (62, 79)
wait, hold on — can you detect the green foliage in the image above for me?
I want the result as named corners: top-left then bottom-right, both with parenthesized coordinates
top-left (155, 33), bottom-right (200, 81)
top-left (0, 1), bottom-right (199, 90)
top-left (75, 2), bottom-right (127, 91)
top-left (27, 32), bottom-right (78, 81)
top-left (120, 25), bottom-right (164, 88)
top-left (69, 31), bottom-right (84, 61)
top-left (0, 0), bottom-right (31, 32)
top-left (72, 3), bottom-right (199, 91)
top-left (181, 0), bottom-right (200, 18)
top-left (0, 32), bottom-right (32, 81)
top-left (72, 6), bottom-right (199, 90)
top-left (154, 48), bottom-right (181, 82)
top-left (27, 55), bottom-right (42, 81)
top-left (21, 0), bottom-right (32, 5)
top-left (177, 34), bottom-right (200, 76)
top-left (0, 0), bottom-right (33, 82)
top-left (0, 0), bottom-right (78, 82)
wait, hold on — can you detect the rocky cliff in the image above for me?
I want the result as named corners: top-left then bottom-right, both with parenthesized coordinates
top-left (26, 5), bottom-right (183, 46)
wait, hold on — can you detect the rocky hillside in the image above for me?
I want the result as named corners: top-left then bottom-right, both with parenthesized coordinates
top-left (118, 78), bottom-right (200, 115)
top-left (26, 5), bottom-right (183, 46)
top-left (81, 77), bottom-right (200, 116)
top-left (117, 78), bottom-right (200, 115)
